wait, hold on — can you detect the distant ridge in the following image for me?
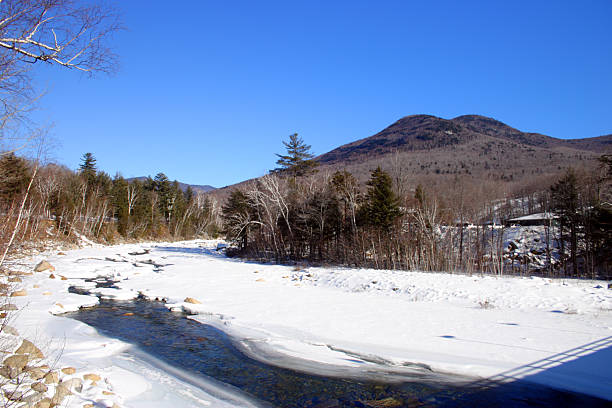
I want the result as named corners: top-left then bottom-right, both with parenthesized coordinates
top-left (208, 114), bottom-right (611, 200)
top-left (127, 177), bottom-right (216, 193)
top-left (318, 114), bottom-right (612, 165)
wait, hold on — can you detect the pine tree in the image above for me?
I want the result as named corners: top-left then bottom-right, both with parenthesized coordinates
top-left (275, 133), bottom-right (317, 178)
top-left (153, 173), bottom-right (173, 222)
top-left (362, 167), bottom-right (401, 231)
top-left (0, 153), bottom-right (30, 205)
top-left (79, 153), bottom-right (97, 183)
top-left (551, 168), bottom-right (579, 275)
top-left (222, 190), bottom-right (251, 249)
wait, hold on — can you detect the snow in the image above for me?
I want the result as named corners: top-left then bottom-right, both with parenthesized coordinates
top-left (6, 240), bottom-right (612, 406)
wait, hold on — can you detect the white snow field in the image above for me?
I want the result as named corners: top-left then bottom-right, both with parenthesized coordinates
top-left (7, 240), bottom-right (612, 406)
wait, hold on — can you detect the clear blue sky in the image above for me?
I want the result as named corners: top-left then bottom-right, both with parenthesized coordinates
top-left (31, 0), bottom-right (612, 187)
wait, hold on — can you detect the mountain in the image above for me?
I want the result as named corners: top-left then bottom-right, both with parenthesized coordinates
top-left (318, 114), bottom-right (612, 165)
top-left (208, 114), bottom-right (611, 200)
top-left (314, 114), bottom-right (611, 184)
top-left (127, 177), bottom-right (216, 194)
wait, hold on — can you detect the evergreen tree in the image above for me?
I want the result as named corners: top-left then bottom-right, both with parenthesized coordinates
top-left (0, 153), bottom-right (30, 205)
top-left (275, 133), bottom-right (317, 178)
top-left (153, 173), bottom-right (173, 222)
top-left (222, 190), bottom-right (251, 249)
top-left (361, 167), bottom-right (401, 231)
top-left (79, 153), bottom-right (97, 183)
top-left (551, 168), bottom-right (579, 275)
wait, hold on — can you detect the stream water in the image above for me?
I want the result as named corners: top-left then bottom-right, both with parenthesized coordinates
top-left (65, 298), bottom-right (609, 408)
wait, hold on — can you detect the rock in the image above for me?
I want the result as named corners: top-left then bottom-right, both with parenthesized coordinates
top-left (34, 261), bottom-right (55, 272)
top-left (8, 277), bottom-right (21, 283)
top-left (184, 297), bottom-right (201, 304)
top-left (0, 366), bottom-right (16, 379)
top-left (43, 371), bottom-right (59, 384)
top-left (48, 274), bottom-right (55, 279)
top-left (3, 325), bottom-right (19, 336)
top-left (122, 312), bottom-right (134, 316)
top-left (63, 377), bottom-right (83, 392)
top-left (608, 283), bottom-right (612, 290)
top-left (0, 303), bottom-right (18, 311)
top-left (34, 398), bottom-right (52, 408)
top-left (42, 291), bottom-right (52, 296)
top-left (10, 290), bottom-right (27, 297)
top-left (27, 367), bottom-right (46, 380)
top-left (83, 404), bottom-right (95, 408)
top-left (57, 252), bottom-right (66, 256)
top-left (364, 397), bottom-right (404, 407)
top-left (4, 389), bottom-right (24, 401)
top-left (10, 270), bottom-right (32, 276)
top-left (15, 339), bottom-right (44, 360)
top-left (60, 275), bottom-right (68, 281)
top-left (0, 283), bottom-right (9, 293)
top-left (83, 373), bottom-right (101, 384)
top-left (4, 354), bottom-right (28, 372)
top-left (102, 390), bottom-right (114, 395)
top-left (31, 382), bottom-right (48, 393)
top-left (61, 367), bottom-right (76, 375)
top-left (256, 278), bottom-right (265, 282)
top-left (55, 303), bottom-right (64, 309)
top-left (51, 382), bottom-right (72, 405)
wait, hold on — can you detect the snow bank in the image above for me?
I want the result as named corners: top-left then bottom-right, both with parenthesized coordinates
top-left (7, 240), bottom-right (612, 406)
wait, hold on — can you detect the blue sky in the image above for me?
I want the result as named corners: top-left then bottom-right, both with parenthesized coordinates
top-left (31, 0), bottom-right (612, 187)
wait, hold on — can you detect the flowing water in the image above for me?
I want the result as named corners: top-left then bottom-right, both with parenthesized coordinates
top-left (65, 298), bottom-right (609, 408)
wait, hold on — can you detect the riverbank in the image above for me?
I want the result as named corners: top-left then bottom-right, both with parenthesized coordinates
top-left (4, 240), bottom-right (612, 406)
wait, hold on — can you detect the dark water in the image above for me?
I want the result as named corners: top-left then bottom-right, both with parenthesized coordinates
top-left (66, 299), bottom-right (609, 408)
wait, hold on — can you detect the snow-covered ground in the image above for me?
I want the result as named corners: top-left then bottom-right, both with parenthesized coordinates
top-left (5, 240), bottom-right (612, 406)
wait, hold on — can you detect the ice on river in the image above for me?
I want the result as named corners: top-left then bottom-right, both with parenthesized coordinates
top-left (6, 240), bottom-right (612, 406)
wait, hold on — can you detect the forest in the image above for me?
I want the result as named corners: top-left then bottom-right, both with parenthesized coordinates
top-left (222, 135), bottom-right (612, 279)
top-left (0, 152), bottom-right (220, 258)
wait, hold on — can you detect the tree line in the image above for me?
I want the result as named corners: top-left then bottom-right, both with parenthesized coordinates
top-left (0, 152), bottom-right (220, 254)
top-left (223, 135), bottom-right (612, 278)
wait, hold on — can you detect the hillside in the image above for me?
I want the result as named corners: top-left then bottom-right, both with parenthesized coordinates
top-left (209, 114), bottom-right (611, 200)
top-left (316, 114), bottom-right (610, 184)
top-left (127, 177), bottom-right (216, 194)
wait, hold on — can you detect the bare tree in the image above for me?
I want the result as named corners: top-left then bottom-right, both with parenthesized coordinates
top-left (0, 0), bottom-right (121, 152)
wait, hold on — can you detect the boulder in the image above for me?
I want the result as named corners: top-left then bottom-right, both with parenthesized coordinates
top-left (31, 382), bottom-right (48, 393)
top-left (49, 274), bottom-right (56, 279)
top-left (63, 377), bottom-right (83, 392)
top-left (3, 354), bottom-right (28, 372)
top-left (27, 366), bottom-right (46, 380)
top-left (34, 261), bottom-right (55, 272)
top-left (3, 389), bottom-right (24, 401)
top-left (0, 366), bottom-right (16, 379)
top-left (83, 373), bottom-right (101, 384)
top-left (43, 371), bottom-right (59, 384)
top-left (15, 339), bottom-right (44, 360)
top-left (10, 290), bottom-right (27, 297)
top-left (184, 297), bottom-right (201, 304)
top-left (51, 383), bottom-right (72, 405)
top-left (61, 367), bottom-right (76, 375)
top-left (34, 398), bottom-right (52, 408)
